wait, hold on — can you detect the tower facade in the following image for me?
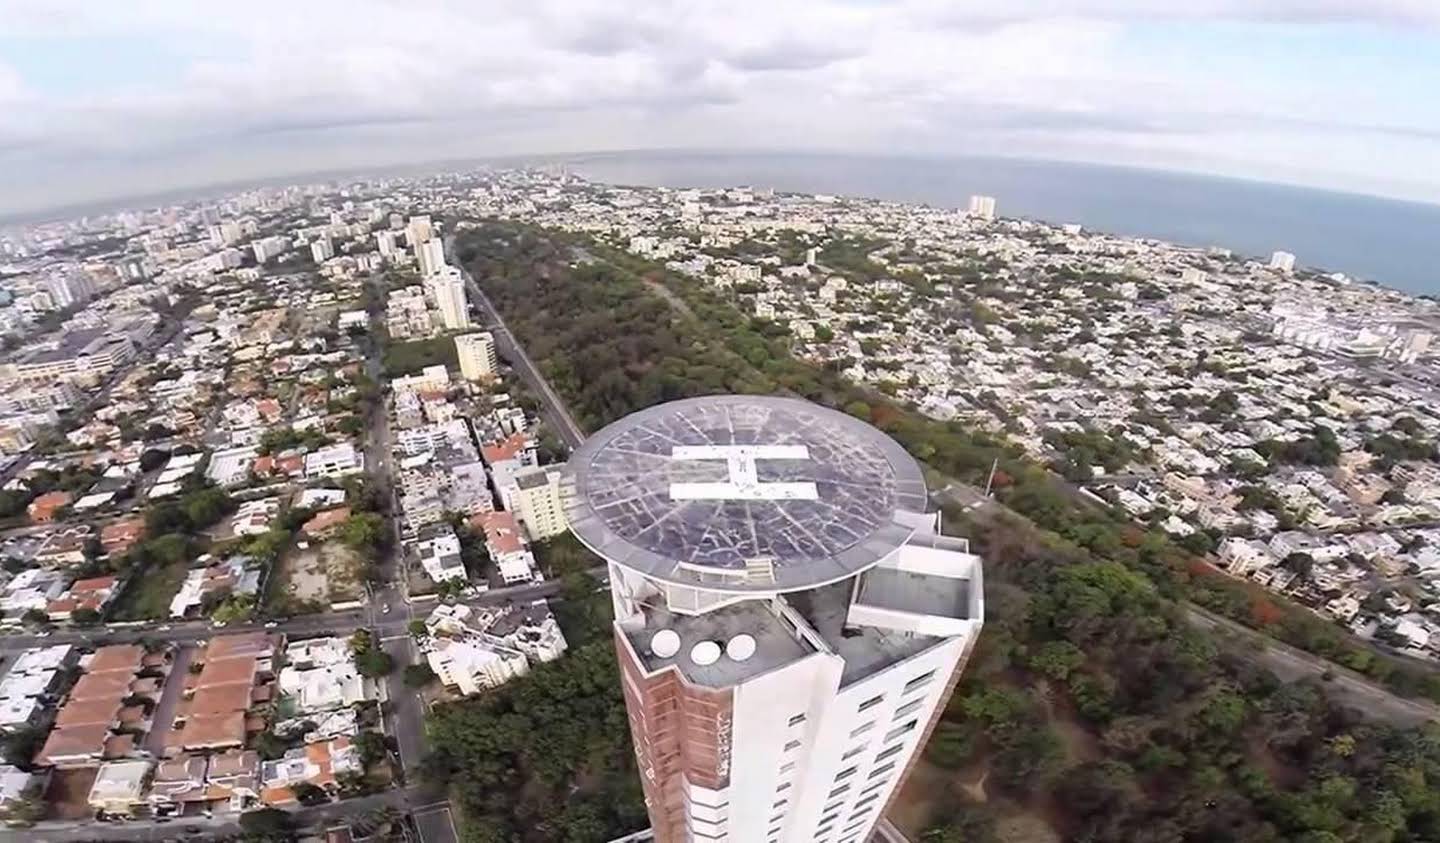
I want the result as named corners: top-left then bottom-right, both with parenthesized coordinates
top-left (454, 331), bottom-right (497, 380)
top-left (564, 396), bottom-right (984, 843)
top-left (428, 268), bottom-right (471, 330)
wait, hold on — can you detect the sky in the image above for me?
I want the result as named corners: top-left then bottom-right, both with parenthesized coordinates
top-left (3, 0), bottom-right (1440, 216)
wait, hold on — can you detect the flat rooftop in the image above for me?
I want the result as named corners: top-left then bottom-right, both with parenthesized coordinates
top-left (621, 599), bottom-right (815, 688)
top-left (858, 567), bottom-right (972, 620)
top-left (787, 580), bottom-right (940, 688)
top-left (566, 395), bottom-right (929, 592)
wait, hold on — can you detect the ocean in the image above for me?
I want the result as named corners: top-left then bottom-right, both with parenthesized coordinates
top-left (568, 152), bottom-right (1440, 298)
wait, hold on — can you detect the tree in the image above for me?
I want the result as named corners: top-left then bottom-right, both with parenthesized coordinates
top-left (408, 619), bottom-right (429, 638)
top-left (291, 781), bottom-right (329, 806)
top-left (404, 663), bottom-right (436, 688)
top-left (138, 448), bottom-right (170, 472)
top-left (353, 730), bottom-right (388, 767)
top-left (70, 607), bottom-right (102, 627)
top-left (339, 512), bottom-right (386, 551)
top-left (238, 807), bottom-right (296, 840)
top-left (350, 629), bottom-right (394, 677)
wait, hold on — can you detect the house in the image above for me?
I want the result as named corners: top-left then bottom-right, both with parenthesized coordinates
top-left (0, 644), bottom-right (75, 731)
top-left (33, 526), bottom-right (92, 567)
top-left (259, 736), bottom-right (361, 805)
top-left (147, 749), bottom-right (260, 816)
top-left (87, 759), bottom-right (154, 818)
top-left (36, 644), bottom-right (169, 768)
top-left (163, 632), bottom-right (279, 754)
top-left (278, 637), bottom-right (366, 715)
top-left (231, 498), bottom-right (281, 537)
top-left (46, 576), bottom-right (119, 621)
top-left (0, 568), bottom-right (69, 623)
top-left (206, 446), bottom-right (259, 488)
top-left (100, 517), bottom-right (146, 556)
top-left (424, 631), bottom-right (529, 696)
top-left (27, 491), bottom-right (73, 523)
top-left (169, 556), bottom-right (261, 619)
top-left (304, 444), bottom-right (364, 480)
top-left (472, 511), bottom-right (536, 584)
top-left (0, 764), bottom-right (39, 815)
top-left (414, 525), bottom-right (467, 585)
top-left (301, 506), bottom-right (352, 540)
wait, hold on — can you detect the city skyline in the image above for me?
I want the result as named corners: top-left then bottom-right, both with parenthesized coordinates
top-left (4, 0), bottom-right (1440, 215)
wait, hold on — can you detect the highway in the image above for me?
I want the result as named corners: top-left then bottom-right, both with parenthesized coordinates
top-left (444, 235), bottom-right (587, 449)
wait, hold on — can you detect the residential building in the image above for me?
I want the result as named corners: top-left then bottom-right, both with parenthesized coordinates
top-left (428, 267), bottom-right (471, 330)
top-left (416, 237), bottom-right (446, 277)
top-left (414, 525), bottom-right (467, 584)
top-left (304, 443), bottom-right (365, 479)
top-left (455, 332), bottom-right (498, 381)
top-left (474, 510), bottom-right (536, 584)
top-left (513, 465), bottom-right (569, 541)
top-left (169, 556), bottom-right (261, 618)
top-left (310, 237), bottom-right (334, 263)
top-left (405, 215), bottom-right (433, 249)
top-left (163, 632), bottom-right (279, 754)
top-left (259, 736), bottom-right (361, 806)
top-left (37, 644), bottom-right (170, 768)
top-left (1270, 250), bottom-right (1297, 273)
top-left (967, 195), bottom-right (997, 220)
top-left (278, 637), bottom-right (366, 713)
top-left (88, 759), bottom-right (155, 818)
top-left (565, 396), bottom-right (984, 843)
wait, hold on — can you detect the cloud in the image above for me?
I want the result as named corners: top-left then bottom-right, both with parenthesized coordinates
top-left (0, 0), bottom-right (1438, 212)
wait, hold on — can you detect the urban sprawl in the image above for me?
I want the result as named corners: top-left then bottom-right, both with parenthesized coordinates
top-left (0, 168), bottom-right (1438, 836)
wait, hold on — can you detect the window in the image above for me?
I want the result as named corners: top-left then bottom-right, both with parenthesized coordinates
top-left (834, 766), bottom-right (858, 781)
top-left (903, 670), bottom-right (936, 694)
top-left (892, 698), bottom-right (924, 719)
top-left (841, 745), bottom-right (866, 761)
top-left (868, 761), bottom-right (897, 779)
top-left (849, 721), bottom-right (875, 738)
top-left (827, 784), bottom-right (851, 799)
top-left (784, 739), bottom-right (802, 752)
top-left (875, 742), bottom-right (905, 763)
top-left (858, 694), bottom-right (885, 712)
top-left (779, 761), bottom-right (795, 773)
top-left (884, 719), bottom-right (918, 743)
top-left (772, 799), bottom-right (788, 809)
top-left (860, 778), bottom-right (888, 796)
top-left (855, 792), bottom-right (881, 810)
top-left (776, 782), bottom-right (792, 792)
top-left (788, 713), bottom-right (807, 726)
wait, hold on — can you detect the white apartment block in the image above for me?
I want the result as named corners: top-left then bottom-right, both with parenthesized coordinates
top-left (513, 465), bottom-right (569, 541)
top-left (967, 195), bottom-right (997, 220)
top-left (303, 443), bottom-right (365, 480)
top-left (455, 332), bottom-right (498, 381)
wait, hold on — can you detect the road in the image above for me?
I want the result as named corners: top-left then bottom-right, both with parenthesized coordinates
top-left (930, 480), bottom-right (1440, 727)
top-left (0, 786), bottom-right (444, 842)
top-left (1186, 604), bottom-right (1440, 726)
top-left (445, 235), bottom-right (587, 449)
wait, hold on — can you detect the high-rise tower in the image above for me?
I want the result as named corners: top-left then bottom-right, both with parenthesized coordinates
top-left (564, 396), bottom-right (984, 843)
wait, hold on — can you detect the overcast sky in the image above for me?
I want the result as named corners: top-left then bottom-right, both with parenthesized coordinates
top-left (3, 0), bottom-right (1440, 216)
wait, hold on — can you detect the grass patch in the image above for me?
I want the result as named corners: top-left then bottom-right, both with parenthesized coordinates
top-left (382, 335), bottom-right (459, 377)
top-left (112, 559), bottom-right (188, 620)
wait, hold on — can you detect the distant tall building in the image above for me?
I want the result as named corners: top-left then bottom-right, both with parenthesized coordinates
top-left (565, 396), bottom-right (985, 843)
top-left (455, 332), bottom-right (498, 381)
top-left (513, 465), bottom-right (569, 541)
top-left (417, 238), bottom-right (446, 277)
top-left (967, 195), bottom-right (997, 220)
top-left (1270, 251), bottom-right (1297, 273)
top-left (252, 236), bottom-right (289, 264)
top-left (805, 247), bottom-right (818, 267)
top-left (310, 237), bottom-right (334, 263)
top-left (406, 215), bottom-right (433, 249)
top-left (429, 268), bottom-right (471, 330)
top-left (375, 230), bottom-right (397, 258)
